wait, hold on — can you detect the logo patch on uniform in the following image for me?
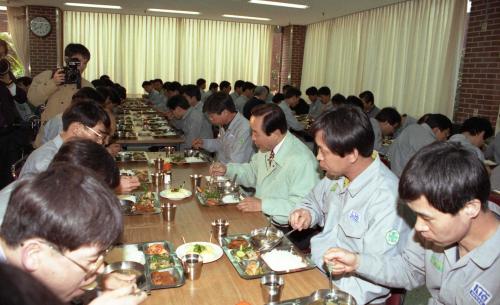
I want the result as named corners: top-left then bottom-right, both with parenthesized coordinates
top-left (385, 230), bottom-right (400, 245)
top-left (470, 282), bottom-right (491, 305)
top-left (348, 210), bottom-right (360, 223)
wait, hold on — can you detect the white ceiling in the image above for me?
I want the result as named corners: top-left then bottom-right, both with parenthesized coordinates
top-left (6, 0), bottom-right (408, 25)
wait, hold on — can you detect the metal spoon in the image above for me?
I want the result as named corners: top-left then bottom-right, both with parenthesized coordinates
top-left (259, 228), bottom-right (298, 252)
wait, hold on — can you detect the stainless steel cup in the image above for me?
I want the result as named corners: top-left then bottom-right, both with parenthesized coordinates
top-left (151, 172), bottom-right (164, 187)
top-left (182, 253), bottom-right (203, 280)
top-left (153, 158), bottom-right (164, 172)
top-left (189, 174), bottom-right (203, 192)
top-left (211, 219), bottom-right (229, 244)
top-left (260, 273), bottom-right (284, 304)
top-left (164, 146), bottom-right (176, 157)
top-left (161, 202), bottom-right (176, 222)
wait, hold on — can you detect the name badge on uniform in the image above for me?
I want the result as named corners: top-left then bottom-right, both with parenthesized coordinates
top-left (385, 229), bottom-right (400, 246)
top-left (348, 210), bottom-right (360, 223)
top-left (470, 282), bottom-right (492, 305)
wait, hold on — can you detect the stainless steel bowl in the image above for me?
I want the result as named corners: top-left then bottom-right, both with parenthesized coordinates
top-left (119, 199), bottom-right (134, 214)
top-left (103, 261), bottom-right (146, 289)
top-left (306, 289), bottom-right (357, 305)
top-left (184, 149), bottom-right (200, 157)
top-left (250, 227), bottom-right (284, 251)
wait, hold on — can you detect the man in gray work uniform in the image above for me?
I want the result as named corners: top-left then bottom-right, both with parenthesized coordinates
top-left (325, 142), bottom-right (500, 305)
top-left (290, 105), bottom-right (411, 305)
top-left (192, 92), bottom-right (254, 164)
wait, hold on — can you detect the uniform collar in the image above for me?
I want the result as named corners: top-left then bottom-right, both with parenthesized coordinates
top-left (226, 112), bottom-right (241, 132)
top-left (468, 226), bottom-right (500, 269)
top-left (421, 123), bottom-right (437, 140)
top-left (182, 107), bottom-right (194, 120)
top-left (334, 153), bottom-right (380, 198)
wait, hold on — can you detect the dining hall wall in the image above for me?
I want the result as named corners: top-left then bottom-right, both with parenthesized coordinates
top-left (455, 0), bottom-right (500, 127)
top-left (27, 6), bottom-right (59, 77)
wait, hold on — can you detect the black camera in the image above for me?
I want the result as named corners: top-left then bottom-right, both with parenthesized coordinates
top-left (63, 58), bottom-right (81, 88)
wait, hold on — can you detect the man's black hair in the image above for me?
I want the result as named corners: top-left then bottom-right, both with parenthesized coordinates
top-left (400, 141), bottom-right (490, 214)
top-left (167, 94), bottom-right (190, 110)
top-left (306, 86), bottom-right (318, 96)
top-left (203, 92), bottom-right (236, 114)
top-left (376, 107), bottom-right (402, 126)
top-left (64, 43), bottom-right (90, 61)
top-left (312, 105), bottom-right (374, 158)
top-left (460, 117), bottom-right (493, 139)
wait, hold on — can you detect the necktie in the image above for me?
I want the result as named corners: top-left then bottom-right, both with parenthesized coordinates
top-left (268, 150), bottom-right (275, 167)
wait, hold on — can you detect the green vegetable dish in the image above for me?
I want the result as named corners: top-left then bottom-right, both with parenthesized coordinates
top-left (148, 254), bottom-right (173, 271)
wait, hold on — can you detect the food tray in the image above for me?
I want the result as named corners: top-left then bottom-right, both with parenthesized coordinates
top-left (221, 234), bottom-right (315, 279)
top-left (195, 191), bottom-right (240, 207)
top-left (105, 241), bottom-right (185, 290)
top-left (115, 151), bottom-right (148, 162)
top-left (120, 191), bottom-right (161, 216)
top-left (119, 168), bottom-right (150, 183)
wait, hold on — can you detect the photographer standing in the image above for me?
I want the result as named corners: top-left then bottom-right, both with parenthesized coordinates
top-left (29, 43), bottom-right (93, 147)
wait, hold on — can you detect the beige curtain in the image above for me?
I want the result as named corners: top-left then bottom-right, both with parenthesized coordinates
top-left (6, 6), bottom-right (29, 74)
top-left (301, 0), bottom-right (467, 118)
top-left (64, 11), bottom-right (272, 94)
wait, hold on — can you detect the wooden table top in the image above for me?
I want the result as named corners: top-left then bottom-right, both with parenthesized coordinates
top-left (120, 158), bottom-right (328, 305)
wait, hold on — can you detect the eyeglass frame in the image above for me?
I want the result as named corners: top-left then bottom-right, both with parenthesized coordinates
top-left (38, 240), bottom-right (111, 281)
top-left (83, 125), bottom-right (108, 143)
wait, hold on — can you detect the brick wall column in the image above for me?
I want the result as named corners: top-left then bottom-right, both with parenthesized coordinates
top-left (271, 25), bottom-right (306, 91)
top-left (27, 6), bottom-right (59, 77)
top-left (455, 0), bottom-right (500, 126)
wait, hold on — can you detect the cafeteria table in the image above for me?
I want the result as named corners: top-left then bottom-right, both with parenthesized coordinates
top-left (120, 157), bottom-right (329, 305)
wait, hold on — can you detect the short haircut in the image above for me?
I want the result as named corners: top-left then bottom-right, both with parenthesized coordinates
top-left (376, 107), bottom-right (402, 126)
top-left (196, 78), bottom-right (206, 86)
top-left (418, 113), bottom-right (432, 124)
top-left (306, 86), bottom-right (318, 96)
top-left (345, 95), bottom-right (362, 109)
top-left (331, 93), bottom-right (346, 105)
top-left (64, 43), bottom-right (90, 61)
top-left (167, 94), bottom-right (190, 110)
top-left (425, 114), bottom-right (452, 131)
top-left (153, 78), bottom-right (163, 84)
top-left (399, 141), bottom-right (490, 214)
top-left (164, 81), bottom-right (181, 92)
top-left (16, 76), bottom-right (32, 87)
top-left (51, 139), bottom-right (120, 188)
top-left (254, 86), bottom-right (268, 97)
top-left (91, 79), bottom-right (105, 88)
top-left (234, 80), bottom-right (245, 89)
top-left (220, 81), bottom-right (231, 91)
top-left (359, 90), bottom-right (374, 104)
top-left (100, 75), bottom-right (111, 81)
top-left (272, 93), bottom-right (285, 104)
top-left (0, 164), bottom-right (123, 251)
top-left (242, 81), bottom-right (256, 91)
top-left (62, 101), bottom-right (110, 132)
top-left (318, 86), bottom-right (331, 97)
top-left (0, 263), bottom-right (65, 305)
top-left (108, 87), bottom-right (121, 105)
top-left (460, 117), bottom-right (493, 139)
top-left (142, 80), bottom-right (151, 87)
top-left (251, 103), bottom-right (287, 135)
top-left (312, 105), bottom-right (374, 158)
top-left (203, 92), bottom-right (236, 114)
top-left (71, 87), bottom-right (105, 106)
top-left (284, 87), bottom-right (301, 99)
top-left (182, 84), bottom-right (201, 101)
top-left (209, 82), bottom-right (218, 90)
top-left (282, 84), bottom-right (292, 94)
top-left (113, 84), bottom-right (126, 100)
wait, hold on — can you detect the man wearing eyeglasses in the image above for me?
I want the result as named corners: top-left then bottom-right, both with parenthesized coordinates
top-left (0, 164), bottom-right (147, 305)
top-left (19, 101), bottom-right (110, 178)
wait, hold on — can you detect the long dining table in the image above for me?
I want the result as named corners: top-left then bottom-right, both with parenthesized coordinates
top-left (120, 155), bottom-right (329, 305)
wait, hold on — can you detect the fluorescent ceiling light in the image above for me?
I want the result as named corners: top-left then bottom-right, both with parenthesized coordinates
top-left (64, 3), bottom-right (122, 9)
top-left (249, 0), bottom-right (308, 9)
top-left (222, 14), bottom-right (271, 21)
top-left (147, 8), bottom-right (200, 15)
top-left (0, 6), bottom-right (6, 11)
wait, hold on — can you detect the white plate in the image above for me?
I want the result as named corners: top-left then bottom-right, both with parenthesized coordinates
top-left (159, 189), bottom-right (192, 200)
top-left (118, 194), bottom-right (137, 203)
top-left (185, 157), bottom-right (205, 163)
top-left (175, 242), bottom-right (223, 263)
top-left (222, 194), bottom-right (239, 204)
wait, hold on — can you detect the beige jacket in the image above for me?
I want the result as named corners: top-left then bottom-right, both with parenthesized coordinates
top-left (28, 70), bottom-right (92, 124)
